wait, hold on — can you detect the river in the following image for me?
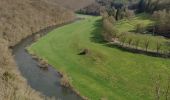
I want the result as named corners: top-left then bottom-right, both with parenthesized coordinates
top-left (12, 22), bottom-right (82, 100)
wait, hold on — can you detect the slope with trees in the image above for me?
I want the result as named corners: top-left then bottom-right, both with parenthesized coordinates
top-left (0, 0), bottom-right (94, 99)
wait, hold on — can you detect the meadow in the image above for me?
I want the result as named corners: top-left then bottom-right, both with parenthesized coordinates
top-left (29, 15), bottom-right (170, 100)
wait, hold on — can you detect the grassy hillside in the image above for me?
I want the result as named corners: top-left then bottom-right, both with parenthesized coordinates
top-left (30, 15), bottom-right (170, 100)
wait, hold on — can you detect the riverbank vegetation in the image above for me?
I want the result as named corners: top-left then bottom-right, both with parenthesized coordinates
top-left (29, 15), bottom-right (170, 100)
top-left (0, 0), bottom-right (94, 99)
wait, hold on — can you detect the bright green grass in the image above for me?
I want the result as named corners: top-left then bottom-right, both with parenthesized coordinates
top-left (115, 13), bottom-right (154, 33)
top-left (29, 15), bottom-right (170, 100)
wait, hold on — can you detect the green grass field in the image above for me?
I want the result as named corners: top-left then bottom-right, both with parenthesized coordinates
top-left (115, 13), bottom-right (154, 33)
top-left (29, 15), bottom-right (170, 100)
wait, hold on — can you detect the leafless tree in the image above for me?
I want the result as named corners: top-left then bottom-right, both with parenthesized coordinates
top-left (156, 41), bottom-right (162, 53)
top-left (119, 35), bottom-right (126, 46)
top-left (127, 38), bottom-right (133, 47)
top-left (144, 39), bottom-right (150, 52)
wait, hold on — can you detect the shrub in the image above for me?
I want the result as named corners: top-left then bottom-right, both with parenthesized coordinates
top-left (60, 74), bottom-right (71, 88)
top-left (135, 23), bottom-right (145, 33)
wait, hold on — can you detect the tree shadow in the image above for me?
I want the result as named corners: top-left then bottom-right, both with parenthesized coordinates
top-left (90, 19), bottom-right (106, 44)
top-left (105, 43), bottom-right (170, 58)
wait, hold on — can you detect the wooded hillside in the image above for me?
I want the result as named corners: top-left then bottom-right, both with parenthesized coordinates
top-left (0, 0), bottom-right (94, 99)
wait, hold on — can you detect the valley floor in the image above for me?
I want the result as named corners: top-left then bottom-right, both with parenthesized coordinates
top-left (29, 15), bottom-right (170, 100)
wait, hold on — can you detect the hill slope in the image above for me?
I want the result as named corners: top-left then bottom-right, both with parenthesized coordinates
top-left (0, 0), bottom-right (75, 46)
top-left (46, 0), bottom-right (95, 11)
top-left (0, 0), bottom-right (94, 100)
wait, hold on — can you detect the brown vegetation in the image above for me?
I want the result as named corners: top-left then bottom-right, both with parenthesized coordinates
top-left (152, 10), bottom-right (170, 38)
top-left (0, 0), bottom-right (94, 99)
top-left (60, 74), bottom-right (71, 88)
top-left (0, 0), bottom-right (75, 47)
top-left (45, 0), bottom-right (95, 11)
top-left (0, 38), bottom-right (43, 100)
top-left (77, 2), bottom-right (101, 15)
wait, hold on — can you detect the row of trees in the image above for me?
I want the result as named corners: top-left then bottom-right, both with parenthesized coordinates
top-left (101, 8), bottom-right (169, 54)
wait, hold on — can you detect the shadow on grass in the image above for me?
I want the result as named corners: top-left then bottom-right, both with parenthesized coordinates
top-left (90, 19), bottom-right (106, 44)
top-left (106, 43), bottom-right (170, 58)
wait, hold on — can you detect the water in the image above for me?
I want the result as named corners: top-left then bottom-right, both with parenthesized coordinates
top-left (12, 23), bottom-right (82, 100)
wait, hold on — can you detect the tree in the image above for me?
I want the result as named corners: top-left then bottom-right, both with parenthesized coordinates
top-left (144, 38), bottom-right (150, 51)
top-left (152, 9), bottom-right (170, 37)
top-left (156, 41), bottom-right (162, 53)
top-left (107, 7), bottom-right (117, 17)
top-left (137, 0), bottom-right (146, 13)
top-left (135, 23), bottom-right (145, 33)
top-left (134, 39), bottom-right (140, 49)
top-left (108, 16), bottom-right (116, 24)
top-left (119, 34), bottom-right (127, 46)
top-left (116, 8), bottom-right (121, 20)
top-left (124, 7), bottom-right (135, 19)
top-left (127, 38), bottom-right (133, 46)
top-left (102, 18), bottom-right (118, 41)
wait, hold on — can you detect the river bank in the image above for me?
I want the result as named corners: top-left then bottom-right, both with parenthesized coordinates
top-left (12, 19), bottom-right (83, 100)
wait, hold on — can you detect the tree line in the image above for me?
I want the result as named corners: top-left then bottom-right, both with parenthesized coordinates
top-left (101, 7), bottom-right (170, 55)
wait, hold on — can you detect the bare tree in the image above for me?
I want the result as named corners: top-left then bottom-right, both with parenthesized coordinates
top-left (127, 38), bottom-right (133, 47)
top-left (144, 38), bottom-right (150, 52)
top-left (119, 35), bottom-right (127, 46)
top-left (156, 41), bottom-right (162, 53)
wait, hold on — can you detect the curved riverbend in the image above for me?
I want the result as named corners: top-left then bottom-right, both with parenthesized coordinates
top-left (13, 21), bottom-right (82, 100)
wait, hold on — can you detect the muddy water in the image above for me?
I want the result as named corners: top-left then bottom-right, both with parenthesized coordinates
top-left (13, 23), bottom-right (82, 100)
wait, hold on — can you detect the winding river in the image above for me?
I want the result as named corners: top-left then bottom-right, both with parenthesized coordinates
top-left (12, 22), bottom-right (82, 100)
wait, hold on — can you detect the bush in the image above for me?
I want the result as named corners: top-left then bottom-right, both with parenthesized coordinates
top-left (60, 74), bottom-right (71, 88)
top-left (135, 23), bottom-right (145, 33)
